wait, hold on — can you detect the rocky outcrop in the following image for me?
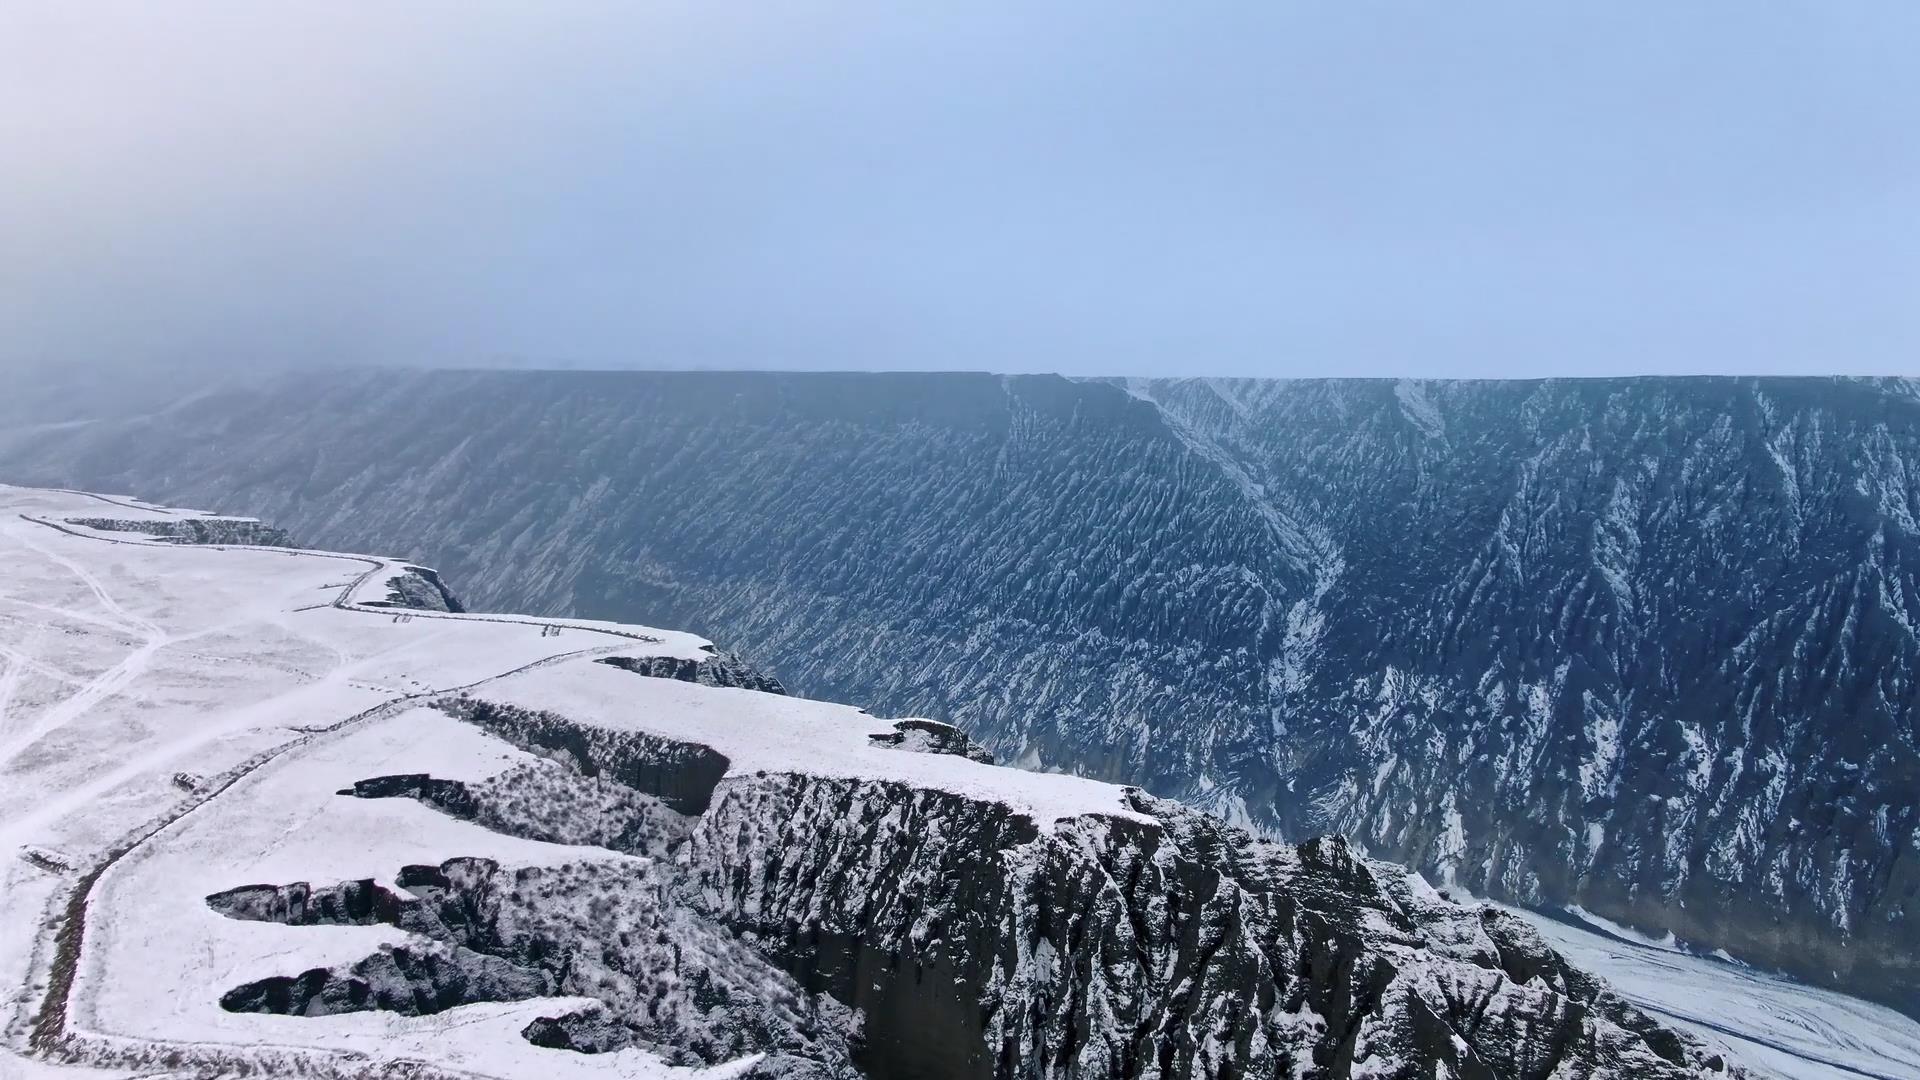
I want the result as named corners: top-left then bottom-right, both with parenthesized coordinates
top-left (211, 855), bottom-right (859, 1074)
top-left (867, 718), bottom-right (995, 763)
top-left (686, 776), bottom-right (1734, 1080)
top-left (341, 764), bottom-right (692, 856)
top-left (215, 698), bottom-right (1738, 1078)
top-left (219, 940), bottom-right (549, 1018)
top-left (449, 697), bottom-right (730, 815)
top-left (64, 515), bottom-right (293, 546)
top-left (597, 651), bottom-right (786, 694)
top-left (207, 878), bottom-right (412, 927)
top-left (369, 565), bottom-right (465, 612)
top-left (12, 370), bottom-right (1918, 1013)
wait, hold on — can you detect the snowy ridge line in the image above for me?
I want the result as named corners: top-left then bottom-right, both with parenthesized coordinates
top-left (15, 635), bottom-right (643, 1076)
top-left (0, 483), bottom-right (1759, 1078)
top-left (18, 514), bottom-right (666, 643)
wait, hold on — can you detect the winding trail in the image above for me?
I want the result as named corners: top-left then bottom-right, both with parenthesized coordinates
top-left (11, 528), bottom-right (164, 637)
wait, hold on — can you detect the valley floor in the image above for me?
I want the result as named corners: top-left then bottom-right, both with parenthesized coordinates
top-left (1518, 909), bottom-right (1920, 1080)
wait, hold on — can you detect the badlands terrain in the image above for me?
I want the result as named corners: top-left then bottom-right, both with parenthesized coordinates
top-left (0, 483), bottom-right (1779, 1079)
top-left (8, 371), bottom-right (1918, 1017)
top-left (0, 484), bottom-right (1904, 1068)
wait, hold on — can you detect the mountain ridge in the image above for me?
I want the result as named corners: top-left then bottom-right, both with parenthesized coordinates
top-left (3, 368), bottom-right (1914, 1016)
top-left (0, 484), bottom-right (1739, 1079)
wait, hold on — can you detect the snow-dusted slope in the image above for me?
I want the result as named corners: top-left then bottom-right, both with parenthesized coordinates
top-left (7, 371), bottom-right (1914, 1018)
top-left (0, 485), bottom-right (711, 1078)
top-left (1516, 909), bottom-right (1920, 1080)
top-left (0, 485), bottom-right (1739, 1079)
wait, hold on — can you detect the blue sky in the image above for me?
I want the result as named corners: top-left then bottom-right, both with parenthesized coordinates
top-left (3, 3), bottom-right (1916, 377)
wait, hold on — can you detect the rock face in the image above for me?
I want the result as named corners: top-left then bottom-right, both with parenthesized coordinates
top-left (867, 718), bottom-right (996, 763)
top-left (64, 515), bottom-right (294, 547)
top-left (597, 651), bottom-right (788, 694)
top-left (6, 369), bottom-right (1918, 1014)
top-left (379, 564), bottom-right (465, 612)
top-left (213, 696), bottom-right (1735, 1079)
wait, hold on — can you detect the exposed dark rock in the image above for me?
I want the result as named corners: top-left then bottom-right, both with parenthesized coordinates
top-left (211, 699), bottom-right (1737, 1078)
top-left (443, 697), bottom-right (731, 815)
top-left (207, 878), bottom-right (412, 928)
top-left (219, 941), bottom-right (549, 1018)
top-left (357, 564), bottom-right (465, 612)
top-left (682, 774), bottom-right (1733, 1079)
top-left (391, 564), bottom-right (463, 611)
top-left (522, 1008), bottom-right (635, 1053)
top-left (64, 515), bottom-right (293, 547)
top-left (210, 856), bottom-right (859, 1072)
top-left (341, 760), bottom-right (691, 856)
top-left (338, 772), bottom-right (478, 817)
top-left (597, 652), bottom-right (786, 694)
top-left (867, 718), bottom-right (995, 763)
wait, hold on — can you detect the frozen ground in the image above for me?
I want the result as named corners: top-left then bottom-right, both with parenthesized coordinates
top-left (72, 706), bottom-right (730, 1077)
top-left (0, 485), bottom-right (722, 1078)
top-left (1515, 907), bottom-right (1920, 1080)
top-left (0, 483), bottom-right (1154, 1078)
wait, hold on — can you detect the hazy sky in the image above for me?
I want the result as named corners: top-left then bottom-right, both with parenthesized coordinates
top-left (3, 3), bottom-right (1916, 378)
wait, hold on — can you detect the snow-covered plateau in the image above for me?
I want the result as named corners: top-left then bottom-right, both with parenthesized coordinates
top-left (0, 483), bottom-right (1891, 1079)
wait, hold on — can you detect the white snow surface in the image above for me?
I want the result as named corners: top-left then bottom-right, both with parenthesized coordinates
top-left (71, 707), bottom-right (709, 1078)
top-left (1512, 907), bottom-right (1920, 1080)
top-left (0, 485), bottom-right (720, 1078)
top-left (474, 661), bottom-right (1156, 828)
top-left (0, 483), bottom-right (1140, 1079)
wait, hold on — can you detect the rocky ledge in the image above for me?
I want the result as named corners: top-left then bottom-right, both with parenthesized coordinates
top-left (63, 515), bottom-right (294, 547)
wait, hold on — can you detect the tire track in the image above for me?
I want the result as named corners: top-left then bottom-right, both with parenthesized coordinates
top-left (0, 531), bottom-right (169, 769)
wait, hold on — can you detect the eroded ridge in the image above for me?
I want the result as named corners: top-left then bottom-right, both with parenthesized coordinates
top-left (62, 515), bottom-right (295, 547)
top-left (208, 856), bottom-right (857, 1074)
top-left (596, 652), bottom-right (787, 695)
top-left (201, 695), bottom-right (1743, 1080)
top-left (866, 718), bottom-right (996, 763)
top-left (340, 761), bottom-right (692, 857)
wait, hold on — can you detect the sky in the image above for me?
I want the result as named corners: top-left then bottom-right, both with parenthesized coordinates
top-left (2, 3), bottom-right (1916, 378)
